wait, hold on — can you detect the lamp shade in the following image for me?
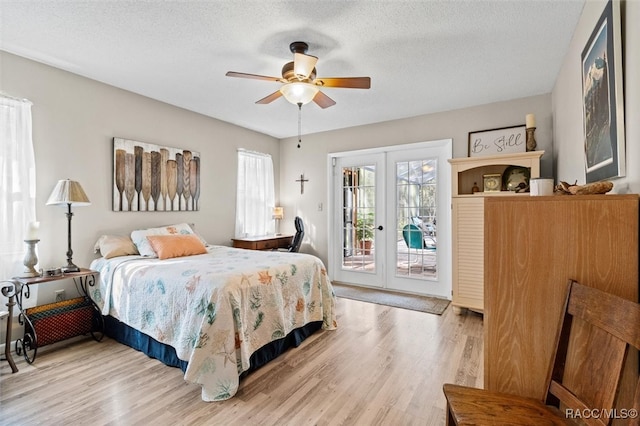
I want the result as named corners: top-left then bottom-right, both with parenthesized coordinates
top-left (46, 179), bottom-right (91, 206)
top-left (280, 82), bottom-right (319, 105)
top-left (273, 206), bottom-right (284, 220)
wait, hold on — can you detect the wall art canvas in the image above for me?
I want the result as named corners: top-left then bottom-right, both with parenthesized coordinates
top-left (581, 0), bottom-right (625, 183)
top-left (113, 138), bottom-right (200, 212)
top-left (468, 125), bottom-right (526, 157)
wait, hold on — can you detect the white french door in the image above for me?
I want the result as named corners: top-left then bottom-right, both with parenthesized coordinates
top-left (331, 153), bottom-right (386, 288)
top-left (330, 140), bottom-right (452, 298)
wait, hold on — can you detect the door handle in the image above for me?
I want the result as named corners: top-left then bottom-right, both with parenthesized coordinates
top-left (377, 225), bottom-right (384, 230)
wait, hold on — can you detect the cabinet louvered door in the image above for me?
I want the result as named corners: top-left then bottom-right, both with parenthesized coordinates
top-left (451, 197), bottom-right (484, 312)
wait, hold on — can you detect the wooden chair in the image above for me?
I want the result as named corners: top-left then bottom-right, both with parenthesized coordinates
top-left (443, 280), bottom-right (640, 426)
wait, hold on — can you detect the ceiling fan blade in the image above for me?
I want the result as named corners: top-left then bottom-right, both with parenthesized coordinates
top-left (256, 90), bottom-right (283, 104)
top-left (312, 91), bottom-right (336, 109)
top-left (294, 53), bottom-right (318, 79)
top-left (226, 71), bottom-right (282, 82)
top-left (315, 77), bottom-right (371, 89)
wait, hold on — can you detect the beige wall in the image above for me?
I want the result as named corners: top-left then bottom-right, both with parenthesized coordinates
top-left (279, 94), bottom-right (553, 268)
top-left (553, 0), bottom-right (639, 194)
top-left (1, 51), bottom-right (279, 306)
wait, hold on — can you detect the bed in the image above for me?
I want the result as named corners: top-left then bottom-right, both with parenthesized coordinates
top-left (88, 239), bottom-right (336, 402)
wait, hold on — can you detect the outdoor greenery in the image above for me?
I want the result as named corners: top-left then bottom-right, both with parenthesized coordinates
top-left (355, 211), bottom-right (375, 241)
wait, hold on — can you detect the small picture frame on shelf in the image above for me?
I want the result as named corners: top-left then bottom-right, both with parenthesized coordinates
top-left (483, 173), bottom-right (502, 192)
top-left (468, 125), bottom-right (526, 157)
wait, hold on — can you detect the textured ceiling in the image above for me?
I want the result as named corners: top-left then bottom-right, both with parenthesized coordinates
top-left (1, 0), bottom-right (585, 139)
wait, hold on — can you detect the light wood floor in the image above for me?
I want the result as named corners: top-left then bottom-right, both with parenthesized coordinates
top-left (0, 297), bottom-right (483, 426)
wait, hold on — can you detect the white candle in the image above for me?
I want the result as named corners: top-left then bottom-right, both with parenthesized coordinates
top-left (526, 113), bottom-right (536, 128)
top-left (26, 221), bottom-right (40, 240)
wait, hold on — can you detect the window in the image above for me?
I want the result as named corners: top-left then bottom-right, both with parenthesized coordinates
top-left (235, 149), bottom-right (275, 237)
top-left (0, 95), bottom-right (36, 279)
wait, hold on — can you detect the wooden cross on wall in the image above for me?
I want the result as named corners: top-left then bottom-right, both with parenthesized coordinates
top-left (296, 173), bottom-right (309, 194)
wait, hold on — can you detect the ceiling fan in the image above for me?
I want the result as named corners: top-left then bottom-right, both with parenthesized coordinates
top-left (225, 41), bottom-right (371, 109)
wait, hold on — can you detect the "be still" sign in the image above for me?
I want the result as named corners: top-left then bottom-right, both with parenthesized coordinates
top-left (468, 125), bottom-right (526, 157)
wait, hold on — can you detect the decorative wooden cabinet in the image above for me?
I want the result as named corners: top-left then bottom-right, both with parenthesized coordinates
top-left (448, 151), bottom-right (543, 314)
top-left (484, 195), bottom-right (638, 416)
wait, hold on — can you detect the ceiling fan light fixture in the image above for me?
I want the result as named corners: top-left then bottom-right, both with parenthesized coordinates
top-left (280, 82), bottom-right (319, 105)
top-left (226, 41), bottom-right (369, 109)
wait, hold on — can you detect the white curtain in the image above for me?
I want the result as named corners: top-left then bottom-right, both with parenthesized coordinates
top-left (235, 149), bottom-right (275, 237)
top-left (0, 95), bottom-right (36, 279)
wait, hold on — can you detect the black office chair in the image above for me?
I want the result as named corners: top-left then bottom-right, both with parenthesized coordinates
top-left (286, 216), bottom-right (304, 252)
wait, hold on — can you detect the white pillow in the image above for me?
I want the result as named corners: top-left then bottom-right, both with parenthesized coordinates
top-left (94, 235), bottom-right (140, 259)
top-left (131, 223), bottom-right (196, 257)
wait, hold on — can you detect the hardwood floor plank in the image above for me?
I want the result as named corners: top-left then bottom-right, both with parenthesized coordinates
top-left (0, 298), bottom-right (482, 425)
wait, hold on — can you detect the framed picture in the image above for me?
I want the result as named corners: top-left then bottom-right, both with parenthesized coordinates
top-left (581, 0), bottom-right (625, 183)
top-left (113, 137), bottom-right (201, 212)
top-left (482, 173), bottom-right (502, 192)
top-left (468, 125), bottom-right (526, 157)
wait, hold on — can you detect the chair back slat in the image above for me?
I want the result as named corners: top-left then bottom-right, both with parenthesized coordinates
top-left (549, 381), bottom-right (608, 426)
top-left (568, 282), bottom-right (640, 350)
top-left (564, 327), bottom-right (627, 410)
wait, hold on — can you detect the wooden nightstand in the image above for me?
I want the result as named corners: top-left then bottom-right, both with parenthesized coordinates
top-left (10, 268), bottom-right (103, 364)
top-left (231, 235), bottom-right (293, 251)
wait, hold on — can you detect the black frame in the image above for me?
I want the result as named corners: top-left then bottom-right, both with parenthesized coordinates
top-left (581, 0), bottom-right (625, 183)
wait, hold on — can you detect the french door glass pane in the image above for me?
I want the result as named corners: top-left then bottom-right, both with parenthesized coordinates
top-left (395, 159), bottom-right (437, 278)
top-left (341, 165), bottom-right (376, 273)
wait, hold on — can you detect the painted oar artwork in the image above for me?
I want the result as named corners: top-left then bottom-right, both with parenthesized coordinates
top-left (113, 138), bottom-right (201, 212)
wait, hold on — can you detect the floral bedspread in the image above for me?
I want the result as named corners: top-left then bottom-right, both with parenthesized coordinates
top-left (89, 245), bottom-right (336, 401)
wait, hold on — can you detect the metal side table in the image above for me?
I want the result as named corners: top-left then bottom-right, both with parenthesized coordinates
top-left (1, 280), bottom-right (19, 373)
top-left (11, 269), bottom-right (104, 364)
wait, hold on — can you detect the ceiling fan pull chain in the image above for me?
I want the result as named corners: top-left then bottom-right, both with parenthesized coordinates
top-left (297, 102), bottom-right (302, 148)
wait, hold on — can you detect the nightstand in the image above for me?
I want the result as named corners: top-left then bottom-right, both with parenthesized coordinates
top-left (10, 268), bottom-right (104, 364)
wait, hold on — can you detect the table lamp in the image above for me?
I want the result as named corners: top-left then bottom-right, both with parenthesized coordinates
top-left (46, 179), bottom-right (91, 273)
top-left (273, 206), bottom-right (284, 235)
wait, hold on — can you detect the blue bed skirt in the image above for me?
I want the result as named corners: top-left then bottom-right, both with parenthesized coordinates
top-left (103, 315), bottom-right (323, 376)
